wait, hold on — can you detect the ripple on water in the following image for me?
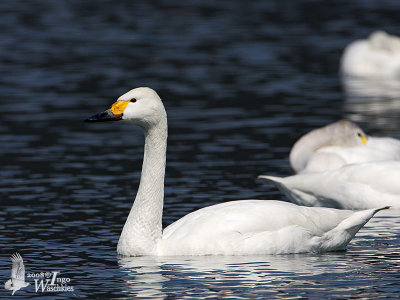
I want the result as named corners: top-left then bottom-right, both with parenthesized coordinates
top-left (1, 0), bottom-right (400, 299)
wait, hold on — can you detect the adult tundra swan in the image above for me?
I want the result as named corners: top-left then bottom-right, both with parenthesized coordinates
top-left (290, 120), bottom-right (400, 173)
top-left (85, 87), bottom-right (388, 256)
top-left (340, 31), bottom-right (400, 78)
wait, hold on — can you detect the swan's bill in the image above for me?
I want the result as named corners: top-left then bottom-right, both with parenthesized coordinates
top-left (110, 100), bottom-right (129, 115)
top-left (85, 109), bottom-right (123, 122)
top-left (359, 133), bottom-right (368, 144)
top-left (85, 101), bottom-right (131, 122)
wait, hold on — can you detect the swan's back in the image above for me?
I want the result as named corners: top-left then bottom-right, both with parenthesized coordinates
top-left (317, 136), bottom-right (400, 166)
top-left (262, 161), bottom-right (400, 209)
top-left (341, 31), bottom-right (400, 77)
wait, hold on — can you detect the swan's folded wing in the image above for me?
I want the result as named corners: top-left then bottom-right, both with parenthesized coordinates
top-left (162, 200), bottom-right (352, 241)
top-left (159, 200), bottom-right (357, 255)
top-left (334, 161), bottom-right (400, 195)
top-left (317, 137), bottom-right (400, 167)
top-left (261, 161), bottom-right (400, 209)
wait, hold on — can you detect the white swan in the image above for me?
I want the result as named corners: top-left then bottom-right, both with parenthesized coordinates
top-left (86, 87), bottom-right (388, 256)
top-left (259, 161), bottom-right (400, 210)
top-left (290, 120), bottom-right (400, 173)
top-left (340, 31), bottom-right (400, 78)
top-left (290, 120), bottom-right (366, 173)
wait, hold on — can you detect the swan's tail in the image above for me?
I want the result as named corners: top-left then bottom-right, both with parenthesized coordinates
top-left (258, 174), bottom-right (294, 198)
top-left (258, 174), bottom-right (316, 206)
top-left (257, 174), bottom-right (288, 192)
top-left (258, 174), bottom-right (285, 184)
top-left (312, 206), bottom-right (390, 252)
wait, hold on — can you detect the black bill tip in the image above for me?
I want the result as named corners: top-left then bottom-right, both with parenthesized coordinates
top-left (85, 109), bottom-right (123, 122)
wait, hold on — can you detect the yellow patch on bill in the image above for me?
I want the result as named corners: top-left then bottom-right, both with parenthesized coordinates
top-left (361, 135), bottom-right (368, 144)
top-left (110, 100), bottom-right (129, 115)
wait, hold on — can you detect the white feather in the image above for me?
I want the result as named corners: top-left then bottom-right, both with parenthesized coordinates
top-left (341, 31), bottom-right (400, 78)
top-left (259, 161), bottom-right (400, 209)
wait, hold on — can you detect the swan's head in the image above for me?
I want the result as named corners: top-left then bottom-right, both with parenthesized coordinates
top-left (85, 87), bottom-right (166, 129)
top-left (326, 120), bottom-right (368, 146)
top-left (289, 120), bottom-right (368, 172)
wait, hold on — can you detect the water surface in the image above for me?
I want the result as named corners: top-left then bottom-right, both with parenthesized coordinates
top-left (1, 0), bottom-right (400, 298)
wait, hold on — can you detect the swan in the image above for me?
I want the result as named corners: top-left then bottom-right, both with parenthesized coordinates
top-left (340, 31), bottom-right (400, 78)
top-left (85, 87), bottom-right (388, 256)
top-left (259, 161), bottom-right (400, 210)
top-left (290, 120), bottom-right (400, 173)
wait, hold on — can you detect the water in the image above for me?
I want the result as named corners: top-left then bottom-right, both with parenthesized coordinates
top-left (1, 0), bottom-right (400, 298)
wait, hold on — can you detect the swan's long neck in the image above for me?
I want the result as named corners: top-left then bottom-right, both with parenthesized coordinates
top-left (117, 118), bottom-right (167, 256)
top-left (289, 128), bottom-right (332, 173)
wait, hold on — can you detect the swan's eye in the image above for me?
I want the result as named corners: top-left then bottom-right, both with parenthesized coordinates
top-left (130, 98), bottom-right (137, 103)
top-left (357, 132), bottom-right (362, 137)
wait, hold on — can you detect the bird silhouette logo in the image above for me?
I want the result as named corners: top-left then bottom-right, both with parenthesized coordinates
top-left (4, 253), bottom-right (30, 295)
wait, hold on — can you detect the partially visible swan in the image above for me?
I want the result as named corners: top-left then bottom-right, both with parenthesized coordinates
top-left (290, 120), bottom-right (366, 173)
top-left (86, 87), bottom-right (388, 256)
top-left (290, 120), bottom-right (400, 173)
top-left (259, 161), bottom-right (400, 209)
top-left (340, 31), bottom-right (400, 78)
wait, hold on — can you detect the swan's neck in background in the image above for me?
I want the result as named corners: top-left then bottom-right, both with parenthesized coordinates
top-left (118, 119), bottom-right (167, 255)
top-left (289, 129), bottom-right (332, 172)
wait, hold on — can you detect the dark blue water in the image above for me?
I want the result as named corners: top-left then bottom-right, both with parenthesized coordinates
top-left (1, 0), bottom-right (400, 298)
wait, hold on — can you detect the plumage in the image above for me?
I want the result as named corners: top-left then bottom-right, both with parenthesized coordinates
top-left (290, 120), bottom-right (400, 173)
top-left (341, 31), bottom-right (400, 78)
top-left (86, 87), bottom-right (388, 256)
top-left (259, 161), bottom-right (400, 209)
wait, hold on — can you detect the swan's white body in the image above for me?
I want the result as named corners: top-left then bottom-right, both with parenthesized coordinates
top-left (341, 31), bottom-right (400, 78)
top-left (158, 200), bottom-right (387, 255)
top-left (260, 161), bottom-right (400, 210)
top-left (86, 87), bottom-right (388, 256)
top-left (290, 120), bottom-right (400, 173)
top-left (315, 137), bottom-right (400, 167)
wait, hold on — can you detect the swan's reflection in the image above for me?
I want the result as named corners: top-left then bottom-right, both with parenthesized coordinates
top-left (342, 76), bottom-right (400, 133)
top-left (118, 256), bottom-right (167, 299)
top-left (117, 251), bottom-right (373, 297)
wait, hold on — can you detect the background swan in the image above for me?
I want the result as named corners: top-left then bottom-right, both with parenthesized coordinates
top-left (86, 87), bottom-right (388, 256)
top-left (340, 31), bottom-right (400, 78)
top-left (290, 120), bottom-right (400, 173)
top-left (259, 161), bottom-right (400, 209)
